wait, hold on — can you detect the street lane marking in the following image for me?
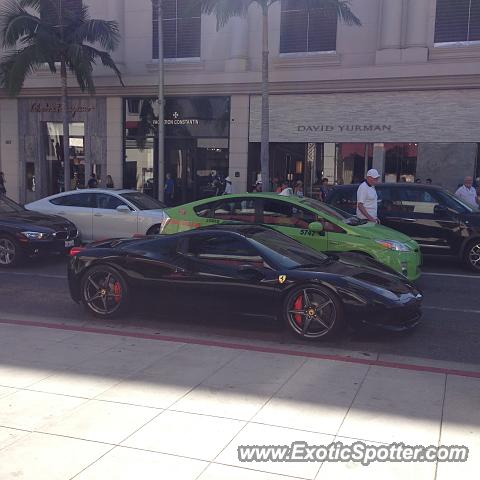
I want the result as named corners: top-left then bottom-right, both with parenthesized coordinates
top-left (0, 272), bottom-right (66, 279)
top-left (0, 317), bottom-right (479, 380)
top-left (424, 306), bottom-right (480, 315)
top-left (422, 272), bottom-right (480, 279)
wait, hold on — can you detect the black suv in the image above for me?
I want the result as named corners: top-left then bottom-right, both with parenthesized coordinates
top-left (326, 183), bottom-right (480, 272)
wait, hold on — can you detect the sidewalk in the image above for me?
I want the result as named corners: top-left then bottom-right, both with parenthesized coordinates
top-left (0, 319), bottom-right (478, 480)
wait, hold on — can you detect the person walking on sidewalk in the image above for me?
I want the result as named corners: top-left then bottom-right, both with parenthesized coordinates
top-left (455, 176), bottom-right (479, 208)
top-left (356, 169), bottom-right (381, 223)
top-left (0, 172), bottom-right (6, 196)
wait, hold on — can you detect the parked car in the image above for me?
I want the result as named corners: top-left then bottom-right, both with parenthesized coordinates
top-left (26, 189), bottom-right (166, 242)
top-left (160, 193), bottom-right (422, 281)
top-left (68, 224), bottom-right (422, 339)
top-left (0, 195), bottom-right (79, 267)
top-left (327, 183), bottom-right (480, 272)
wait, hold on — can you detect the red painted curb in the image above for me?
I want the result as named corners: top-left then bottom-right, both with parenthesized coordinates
top-left (1, 317), bottom-right (479, 379)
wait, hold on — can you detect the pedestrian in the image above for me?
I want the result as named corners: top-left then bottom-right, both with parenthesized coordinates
top-left (279, 181), bottom-right (294, 196)
top-left (275, 180), bottom-right (284, 193)
top-left (426, 178), bottom-right (432, 185)
top-left (223, 176), bottom-right (233, 195)
top-left (87, 173), bottom-right (98, 189)
top-left (455, 176), bottom-right (478, 208)
top-left (105, 175), bottom-right (115, 189)
top-left (0, 172), bottom-right (6, 195)
top-left (415, 178), bottom-right (422, 184)
top-left (254, 180), bottom-right (262, 192)
top-left (164, 172), bottom-right (175, 206)
top-left (356, 169), bottom-right (381, 223)
top-left (294, 180), bottom-right (304, 197)
top-left (320, 178), bottom-right (330, 202)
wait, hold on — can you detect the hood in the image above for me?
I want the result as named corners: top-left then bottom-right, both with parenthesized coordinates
top-left (0, 211), bottom-right (74, 231)
top-left (137, 209), bottom-right (166, 219)
top-left (297, 252), bottom-right (417, 295)
top-left (352, 222), bottom-right (414, 244)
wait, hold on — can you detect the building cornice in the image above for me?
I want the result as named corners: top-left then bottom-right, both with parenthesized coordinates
top-left (2, 74), bottom-right (480, 99)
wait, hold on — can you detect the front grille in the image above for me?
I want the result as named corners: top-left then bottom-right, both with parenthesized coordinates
top-left (54, 229), bottom-right (78, 240)
top-left (55, 231), bottom-right (67, 240)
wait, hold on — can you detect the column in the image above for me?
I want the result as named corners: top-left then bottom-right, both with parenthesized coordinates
top-left (376, 0), bottom-right (404, 64)
top-left (106, 97), bottom-right (124, 189)
top-left (228, 95), bottom-right (250, 193)
top-left (403, 0), bottom-right (429, 62)
top-left (225, 17), bottom-right (249, 72)
top-left (372, 143), bottom-right (385, 179)
top-left (323, 143), bottom-right (336, 183)
top-left (107, 0), bottom-right (125, 65)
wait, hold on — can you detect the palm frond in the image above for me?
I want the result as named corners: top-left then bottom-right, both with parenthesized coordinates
top-left (70, 17), bottom-right (120, 51)
top-left (0, 0), bottom-right (41, 48)
top-left (198, 0), bottom-right (255, 29)
top-left (305, 0), bottom-right (361, 26)
top-left (65, 43), bottom-right (95, 94)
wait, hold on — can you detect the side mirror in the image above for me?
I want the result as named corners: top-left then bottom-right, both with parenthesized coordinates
top-left (434, 204), bottom-right (449, 217)
top-left (116, 205), bottom-right (131, 213)
top-left (308, 222), bottom-right (324, 233)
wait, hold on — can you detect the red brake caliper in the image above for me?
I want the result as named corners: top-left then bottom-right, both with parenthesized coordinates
top-left (113, 282), bottom-right (122, 303)
top-left (294, 294), bottom-right (303, 326)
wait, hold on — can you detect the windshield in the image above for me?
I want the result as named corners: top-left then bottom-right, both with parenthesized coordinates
top-left (247, 228), bottom-right (328, 269)
top-left (441, 190), bottom-right (478, 213)
top-left (300, 197), bottom-right (367, 225)
top-left (0, 196), bottom-right (24, 214)
top-left (121, 192), bottom-right (166, 211)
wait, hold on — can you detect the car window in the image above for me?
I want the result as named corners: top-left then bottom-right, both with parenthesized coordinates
top-left (194, 201), bottom-right (216, 218)
top-left (435, 190), bottom-right (472, 214)
top-left (50, 193), bottom-right (93, 208)
top-left (93, 193), bottom-right (128, 210)
top-left (262, 200), bottom-right (317, 229)
top-left (392, 188), bottom-right (438, 215)
top-left (187, 234), bottom-right (264, 265)
top-left (213, 198), bottom-right (257, 222)
top-left (328, 188), bottom-right (356, 212)
top-left (120, 192), bottom-right (165, 210)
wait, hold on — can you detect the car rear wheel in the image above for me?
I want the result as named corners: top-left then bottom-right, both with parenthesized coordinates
top-left (283, 284), bottom-right (344, 340)
top-left (80, 265), bottom-right (129, 318)
top-left (0, 235), bottom-right (22, 268)
top-left (464, 239), bottom-right (480, 272)
top-left (147, 224), bottom-right (162, 235)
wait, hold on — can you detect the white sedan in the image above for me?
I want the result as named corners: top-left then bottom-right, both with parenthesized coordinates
top-left (25, 189), bottom-right (166, 242)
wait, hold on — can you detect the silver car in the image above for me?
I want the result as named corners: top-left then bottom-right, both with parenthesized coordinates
top-left (25, 189), bottom-right (166, 242)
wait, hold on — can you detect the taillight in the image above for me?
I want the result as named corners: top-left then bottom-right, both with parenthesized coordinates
top-left (70, 246), bottom-right (85, 256)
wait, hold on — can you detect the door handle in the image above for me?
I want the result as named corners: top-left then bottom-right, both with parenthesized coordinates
top-left (94, 213), bottom-right (103, 217)
top-left (402, 218), bottom-right (416, 223)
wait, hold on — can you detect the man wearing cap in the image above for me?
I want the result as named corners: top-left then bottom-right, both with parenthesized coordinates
top-left (356, 169), bottom-right (381, 223)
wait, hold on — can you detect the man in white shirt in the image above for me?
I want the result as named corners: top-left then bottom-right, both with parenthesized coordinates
top-left (356, 169), bottom-right (381, 223)
top-left (223, 176), bottom-right (233, 195)
top-left (455, 176), bottom-right (478, 208)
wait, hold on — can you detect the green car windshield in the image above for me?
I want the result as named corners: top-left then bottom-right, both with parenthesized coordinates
top-left (247, 228), bottom-right (329, 269)
top-left (300, 197), bottom-right (367, 226)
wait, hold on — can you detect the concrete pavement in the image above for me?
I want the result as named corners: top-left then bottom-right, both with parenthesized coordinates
top-left (0, 319), bottom-right (478, 480)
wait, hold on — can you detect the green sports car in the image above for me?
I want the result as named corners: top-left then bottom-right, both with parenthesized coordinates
top-left (160, 193), bottom-right (422, 280)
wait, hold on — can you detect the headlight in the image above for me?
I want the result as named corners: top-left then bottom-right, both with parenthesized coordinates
top-left (21, 231), bottom-right (50, 240)
top-left (375, 240), bottom-right (410, 252)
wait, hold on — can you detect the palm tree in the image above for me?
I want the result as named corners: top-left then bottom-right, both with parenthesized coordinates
top-left (0, 0), bottom-right (124, 191)
top-left (200, 0), bottom-right (360, 191)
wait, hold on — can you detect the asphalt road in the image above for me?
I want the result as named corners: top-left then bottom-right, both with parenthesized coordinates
top-left (1, 254), bottom-right (479, 367)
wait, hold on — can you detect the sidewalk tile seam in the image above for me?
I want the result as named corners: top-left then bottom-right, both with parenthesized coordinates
top-left (1, 317), bottom-right (479, 379)
top-left (206, 461), bottom-right (311, 480)
top-left (433, 375), bottom-right (448, 480)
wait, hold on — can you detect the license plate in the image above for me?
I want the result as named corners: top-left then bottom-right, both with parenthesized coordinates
top-left (65, 240), bottom-right (75, 248)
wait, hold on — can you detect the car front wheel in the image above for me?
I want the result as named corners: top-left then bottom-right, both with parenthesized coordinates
top-left (80, 265), bottom-right (129, 318)
top-left (0, 235), bottom-right (22, 268)
top-left (464, 239), bottom-right (480, 272)
top-left (283, 284), bottom-right (344, 340)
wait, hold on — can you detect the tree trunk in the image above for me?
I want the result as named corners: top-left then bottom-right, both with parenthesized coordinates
top-left (260, 5), bottom-right (270, 192)
top-left (61, 60), bottom-right (70, 191)
top-left (156, 0), bottom-right (165, 201)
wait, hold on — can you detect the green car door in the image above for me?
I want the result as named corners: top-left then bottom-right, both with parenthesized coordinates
top-left (259, 197), bottom-right (329, 251)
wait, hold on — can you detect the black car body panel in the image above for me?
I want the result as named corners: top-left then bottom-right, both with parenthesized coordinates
top-left (327, 184), bottom-right (480, 257)
top-left (68, 225), bottom-right (422, 332)
top-left (0, 197), bottom-right (79, 259)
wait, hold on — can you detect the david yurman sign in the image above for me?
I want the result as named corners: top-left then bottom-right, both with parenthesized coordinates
top-left (30, 102), bottom-right (96, 118)
top-left (297, 124), bottom-right (392, 133)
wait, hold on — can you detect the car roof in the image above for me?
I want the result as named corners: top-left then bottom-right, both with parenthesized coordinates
top-left (331, 183), bottom-right (443, 190)
top-left (192, 192), bottom-right (304, 204)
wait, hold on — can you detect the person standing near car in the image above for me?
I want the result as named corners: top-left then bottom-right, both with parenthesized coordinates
top-left (455, 176), bottom-right (479, 208)
top-left (164, 172), bottom-right (175, 206)
top-left (0, 172), bottom-right (6, 195)
top-left (356, 169), bottom-right (381, 223)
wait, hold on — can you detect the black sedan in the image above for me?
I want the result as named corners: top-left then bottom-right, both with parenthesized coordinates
top-left (68, 224), bottom-right (422, 340)
top-left (0, 195), bottom-right (79, 267)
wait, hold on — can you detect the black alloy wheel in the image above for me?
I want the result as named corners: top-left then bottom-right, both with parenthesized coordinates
top-left (147, 224), bottom-right (162, 235)
top-left (465, 240), bottom-right (480, 272)
top-left (284, 285), bottom-right (344, 340)
top-left (81, 266), bottom-right (129, 318)
top-left (0, 235), bottom-right (22, 267)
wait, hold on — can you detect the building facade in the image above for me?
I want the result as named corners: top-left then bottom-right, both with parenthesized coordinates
top-left (1, 0), bottom-right (480, 203)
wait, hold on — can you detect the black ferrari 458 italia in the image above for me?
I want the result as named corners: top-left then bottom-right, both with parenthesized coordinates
top-left (68, 224), bottom-right (423, 340)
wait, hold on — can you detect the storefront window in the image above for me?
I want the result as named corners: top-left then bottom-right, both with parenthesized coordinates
top-left (124, 97), bottom-right (230, 203)
top-left (384, 143), bottom-right (418, 183)
top-left (337, 144), bottom-right (373, 184)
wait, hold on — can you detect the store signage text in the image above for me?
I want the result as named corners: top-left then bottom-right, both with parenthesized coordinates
top-left (30, 102), bottom-right (96, 118)
top-left (297, 124), bottom-right (392, 133)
